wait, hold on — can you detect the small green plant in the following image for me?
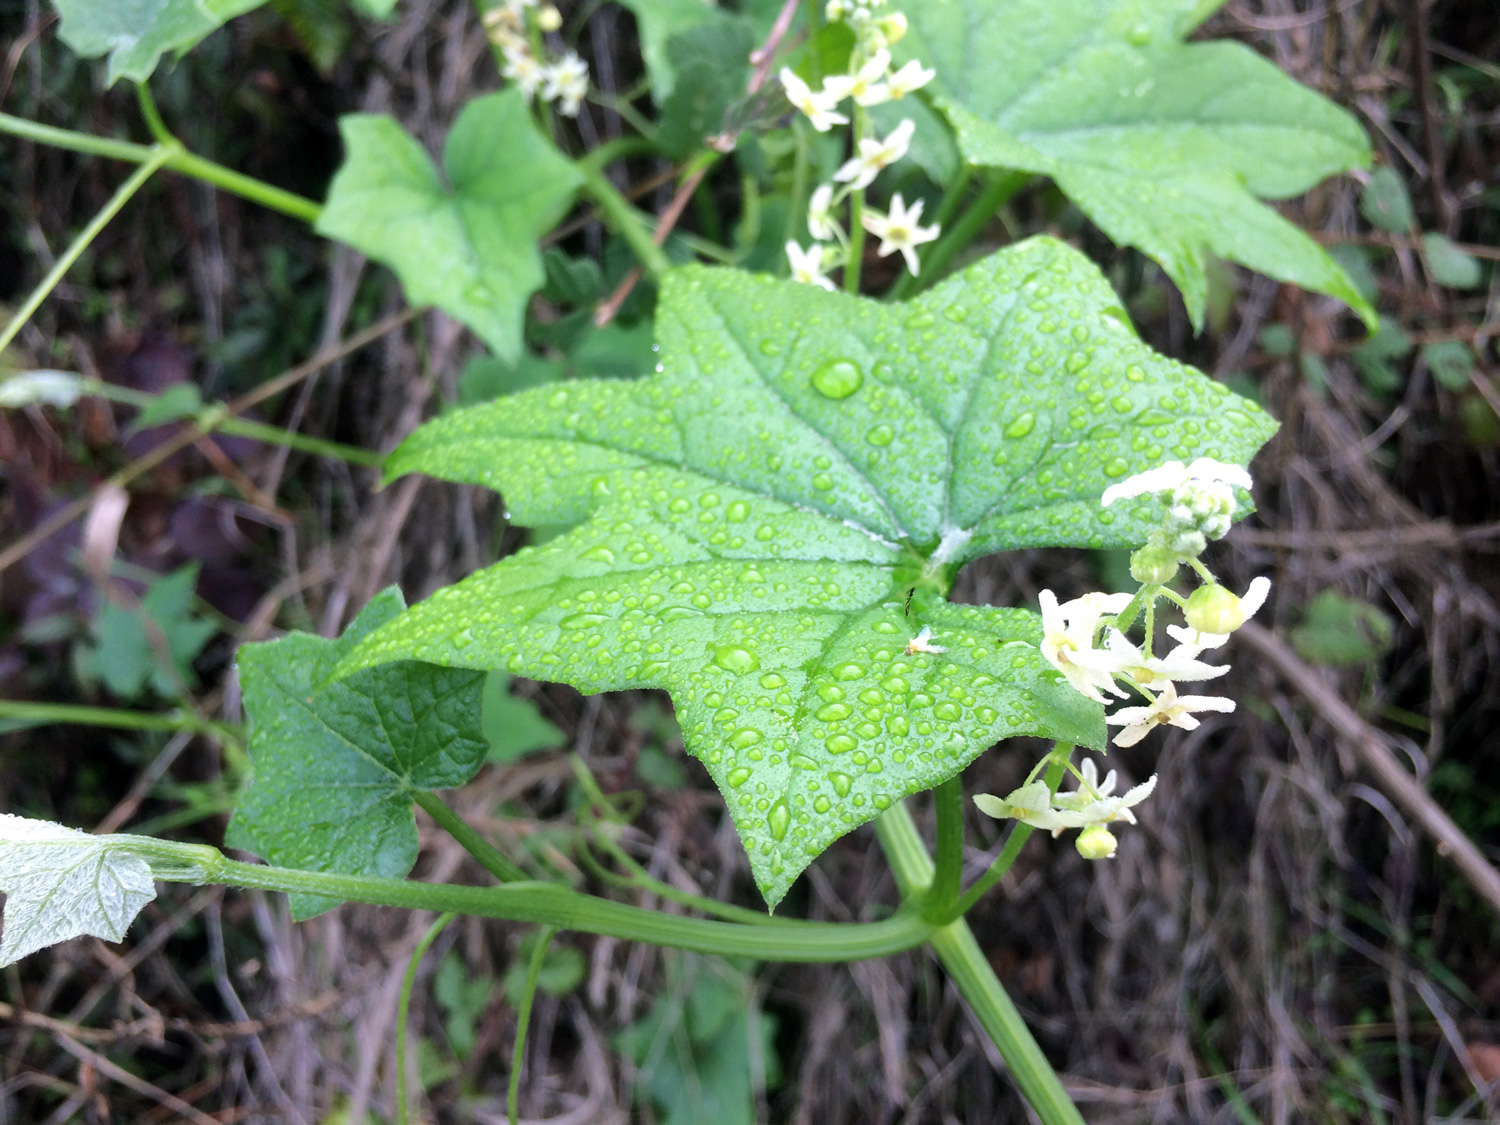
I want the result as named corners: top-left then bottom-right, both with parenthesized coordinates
top-left (1, 0), bottom-right (1392, 1120)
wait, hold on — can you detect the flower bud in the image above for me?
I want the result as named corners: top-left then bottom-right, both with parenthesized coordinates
top-left (877, 13), bottom-right (907, 42)
top-left (1129, 543), bottom-right (1178, 585)
top-left (1076, 825), bottom-right (1117, 860)
top-left (536, 4), bottom-right (562, 30)
top-left (1185, 583), bottom-right (1245, 635)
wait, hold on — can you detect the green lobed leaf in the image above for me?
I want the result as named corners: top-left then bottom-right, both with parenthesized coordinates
top-left (226, 589), bottom-right (488, 919)
top-left (0, 816), bottom-right (157, 967)
top-left (619, 0), bottom-right (729, 104)
top-left (901, 0), bottom-right (1374, 329)
top-left (338, 239), bottom-right (1276, 906)
top-left (654, 16), bottom-right (757, 159)
top-left (53, 0), bottom-right (265, 84)
top-left (315, 90), bottom-right (583, 362)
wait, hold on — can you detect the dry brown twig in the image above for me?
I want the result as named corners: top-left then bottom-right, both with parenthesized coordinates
top-left (1237, 621), bottom-right (1500, 921)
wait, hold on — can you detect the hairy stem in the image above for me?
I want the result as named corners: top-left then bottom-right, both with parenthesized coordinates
top-left (923, 775), bottom-right (965, 922)
top-left (876, 802), bottom-right (1084, 1125)
top-left (0, 700), bottom-right (236, 742)
top-left (163, 849), bottom-right (934, 961)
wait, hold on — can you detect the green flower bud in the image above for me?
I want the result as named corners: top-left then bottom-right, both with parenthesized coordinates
top-left (1185, 583), bottom-right (1245, 635)
top-left (1076, 825), bottom-right (1117, 860)
top-left (878, 13), bottom-right (908, 42)
top-left (1130, 543), bottom-right (1179, 585)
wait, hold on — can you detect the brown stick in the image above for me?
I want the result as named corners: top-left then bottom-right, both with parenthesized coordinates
top-left (1237, 621), bottom-right (1500, 921)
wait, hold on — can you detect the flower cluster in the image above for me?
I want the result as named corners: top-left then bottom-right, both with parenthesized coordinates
top-left (483, 0), bottom-right (589, 117)
top-left (976, 458), bottom-right (1272, 859)
top-left (779, 1), bottom-right (937, 290)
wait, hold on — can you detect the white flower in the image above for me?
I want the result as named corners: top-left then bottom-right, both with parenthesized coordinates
top-left (973, 781), bottom-right (1073, 833)
top-left (834, 118), bottom-right (915, 190)
top-left (1100, 457), bottom-right (1253, 508)
top-left (1107, 682), bottom-right (1235, 747)
top-left (807, 183), bottom-right (838, 241)
top-left (1076, 629), bottom-right (1228, 690)
top-left (1038, 589), bottom-right (1132, 703)
top-left (860, 192), bottom-right (938, 274)
top-left (502, 44), bottom-right (545, 99)
top-left (1052, 759), bottom-right (1157, 829)
top-left (780, 68), bottom-right (850, 132)
top-left (786, 241), bottom-right (836, 291)
top-left (904, 625), bottom-right (947, 655)
top-left (542, 51), bottom-right (589, 116)
top-left (886, 58), bottom-right (935, 98)
top-left (1167, 576), bottom-right (1272, 650)
top-left (823, 49), bottom-right (892, 106)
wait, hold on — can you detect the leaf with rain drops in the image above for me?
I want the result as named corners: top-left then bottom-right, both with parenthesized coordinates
top-left (336, 236), bottom-right (1277, 906)
top-left (226, 589), bottom-right (489, 919)
top-left (899, 0), bottom-right (1375, 330)
top-left (315, 90), bottom-right (582, 362)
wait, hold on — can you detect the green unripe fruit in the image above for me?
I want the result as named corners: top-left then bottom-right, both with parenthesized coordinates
top-left (1076, 825), bottom-right (1117, 860)
top-left (1185, 584), bottom-right (1244, 635)
top-left (1130, 544), bottom-right (1179, 585)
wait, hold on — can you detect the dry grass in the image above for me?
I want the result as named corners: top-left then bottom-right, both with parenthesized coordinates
top-left (2, 0), bottom-right (1499, 1121)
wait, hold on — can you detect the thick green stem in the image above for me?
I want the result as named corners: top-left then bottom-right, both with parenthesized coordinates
top-left (396, 913), bottom-right (455, 1125)
top-left (577, 163), bottom-right (673, 279)
top-left (0, 113), bottom-right (321, 224)
top-left (948, 746), bottom-right (1072, 922)
top-left (896, 169), bottom-right (1031, 299)
top-left (923, 776), bottom-right (964, 922)
top-left (168, 850), bottom-right (932, 961)
top-left (509, 926), bottom-right (555, 1125)
top-left (413, 792), bottom-right (528, 884)
top-left (0, 146), bottom-right (174, 355)
top-left (876, 802), bottom-right (1084, 1125)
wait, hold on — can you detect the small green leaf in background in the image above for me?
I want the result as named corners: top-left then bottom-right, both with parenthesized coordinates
top-left (1351, 316), bottom-right (1412, 399)
top-left (902, 0), bottom-right (1375, 329)
top-left (1423, 340), bottom-right (1475, 392)
top-left (616, 958), bottom-right (779, 1125)
top-left (129, 382), bottom-right (204, 433)
top-left (316, 90), bottom-right (583, 362)
top-left (0, 816), bottom-right (157, 967)
top-left (1360, 166), bottom-right (1414, 233)
top-left (1422, 233), bottom-right (1484, 290)
top-left (339, 237), bottom-right (1276, 905)
top-left (481, 670), bottom-right (566, 765)
top-left (350, 0), bottom-right (397, 16)
top-left (52, 0), bottom-right (266, 84)
top-left (457, 353), bottom-right (564, 406)
top-left (226, 588), bottom-right (488, 918)
top-left (433, 952), bottom-right (495, 1058)
top-left (78, 563), bottom-right (217, 701)
top-left (1291, 590), bottom-right (1395, 666)
top-left (655, 16), bottom-right (756, 159)
top-left (618, 0), bottom-right (724, 103)
top-left (501, 931), bottom-right (585, 1007)
top-left (1326, 244), bottom-right (1379, 305)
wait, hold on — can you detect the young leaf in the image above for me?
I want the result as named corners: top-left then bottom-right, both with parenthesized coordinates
top-left (53, 0), bottom-right (266, 84)
top-left (337, 238), bottom-right (1276, 905)
top-left (900, 0), bottom-right (1374, 329)
top-left (1422, 233), bottom-right (1484, 290)
top-left (226, 588), bottom-right (488, 919)
top-left (618, 0), bottom-right (723, 103)
top-left (316, 90), bottom-right (583, 362)
top-left (0, 816), bottom-right (157, 967)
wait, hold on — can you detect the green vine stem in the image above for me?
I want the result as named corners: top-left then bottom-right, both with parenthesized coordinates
top-left (876, 801), bottom-right (1085, 1125)
top-left (844, 105), bottom-right (869, 294)
top-left (923, 775), bottom-right (964, 921)
top-left (395, 912), bottom-right (455, 1125)
top-left (0, 145), bottom-right (174, 355)
top-left (509, 926), bottom-right (556, 1125)
top-left (153, 846), bottom-right (934, 961)
top-left (0, 699), bottom-right (238, 743)
top-left (576, 162), bottom-right (674, 280)
top-left (412, 792), bottom-right (528, 884)
top-left (946, 744), bottom-right (1073, 923)
top-left (0, 112), bottom-right (322, 224)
